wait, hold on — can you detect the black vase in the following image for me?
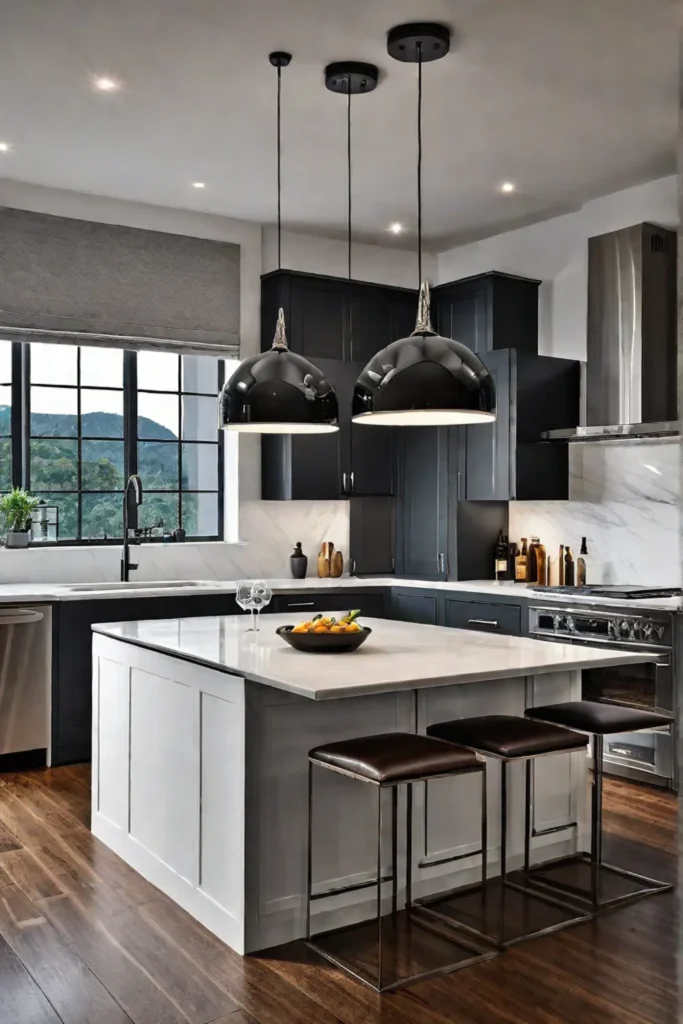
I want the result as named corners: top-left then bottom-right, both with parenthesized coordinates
top-left (290, 542), bottom-right (308, 579)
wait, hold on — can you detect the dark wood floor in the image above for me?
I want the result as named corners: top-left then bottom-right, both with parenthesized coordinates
top-left (0, 766), bottom-right (678, 1024)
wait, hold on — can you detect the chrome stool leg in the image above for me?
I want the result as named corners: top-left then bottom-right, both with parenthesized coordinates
top-left (306, 760), bottom-right (498, 992)
top-left (524, 733), bottom-right (673, 910)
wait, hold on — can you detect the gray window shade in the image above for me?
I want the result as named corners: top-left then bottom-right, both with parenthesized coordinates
top-left (0, 208), bottom-right (240, 353)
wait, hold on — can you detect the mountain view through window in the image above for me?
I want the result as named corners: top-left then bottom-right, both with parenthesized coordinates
top-left (0, 341), bottom-right (227, 542)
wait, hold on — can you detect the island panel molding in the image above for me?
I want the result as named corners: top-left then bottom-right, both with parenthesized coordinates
top-left (92, 634), bottom-right (246, 952)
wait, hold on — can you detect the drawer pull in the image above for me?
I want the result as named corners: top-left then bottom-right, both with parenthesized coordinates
top-left (468, 618), bottom-right (500, 628)
top-left (286, 601), bottom-right (315, 608)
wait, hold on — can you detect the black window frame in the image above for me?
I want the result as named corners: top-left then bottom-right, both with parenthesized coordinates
top-left (1, 339), bottom-right (225, 545)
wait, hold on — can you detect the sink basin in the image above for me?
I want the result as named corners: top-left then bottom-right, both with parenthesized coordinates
top-left (65, 580), bottom-right (224, 593)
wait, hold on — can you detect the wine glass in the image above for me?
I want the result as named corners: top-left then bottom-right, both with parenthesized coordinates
top-left (235, 581), bottom-right (256, 631)
top-left (250, 580), bottom-right (272, 631)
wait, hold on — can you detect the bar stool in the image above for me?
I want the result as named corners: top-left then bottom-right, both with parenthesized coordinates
top-left (425, 715), bottom-right (593, 947)
top-left (306, 732), bottom-right (499, 993)
top-left (524, 700), bottom-right (674, 909)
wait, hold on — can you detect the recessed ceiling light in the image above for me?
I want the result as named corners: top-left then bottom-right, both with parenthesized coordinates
top-left (93, 76), bottom-right (120, 92)
top-left (389, 222), bottom-right (404, 234)
top-left (0, 142), bottom-right (10, 153)
top-left (192, 182), bottom-right (206, 189)
top-left (500, 182), bottom-right (516, 193)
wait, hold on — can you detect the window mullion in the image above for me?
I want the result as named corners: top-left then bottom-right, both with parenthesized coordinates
top-left (124, 350), bottom-right (137, 479)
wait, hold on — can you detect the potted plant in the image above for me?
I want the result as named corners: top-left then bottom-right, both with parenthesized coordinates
top-left (0, 488), bottom-right (40, 548)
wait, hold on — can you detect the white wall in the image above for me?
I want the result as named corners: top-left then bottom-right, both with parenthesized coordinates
top-left (262, 226), bottom-right (435, 289)
top-left (436, 176), bottom-right (678, 359)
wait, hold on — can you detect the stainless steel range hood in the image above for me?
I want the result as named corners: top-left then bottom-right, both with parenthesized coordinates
top-left (544, 223), bottom-right (678, 442)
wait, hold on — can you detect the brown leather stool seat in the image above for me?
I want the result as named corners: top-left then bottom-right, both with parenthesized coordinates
top-left (427, 714), bottom-right (588, 759)
top-left (525, 700), bottom-right (673, 735)
top-left (309, 732), bottom-right (480, 784)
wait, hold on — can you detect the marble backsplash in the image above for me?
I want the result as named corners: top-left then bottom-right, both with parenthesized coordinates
top-left (509, 500), bottom-right (680, 587)
top-left (0, 500), bottom-right (350, 584)
top-left (568, 438), bottom-right (679, 504)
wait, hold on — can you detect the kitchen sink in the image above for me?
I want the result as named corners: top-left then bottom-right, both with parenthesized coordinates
top-left (65, 580), bottom-right (224, 593)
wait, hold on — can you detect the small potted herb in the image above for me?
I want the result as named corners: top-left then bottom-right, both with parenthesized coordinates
top-left (0, 488), bottom-right (40, 548)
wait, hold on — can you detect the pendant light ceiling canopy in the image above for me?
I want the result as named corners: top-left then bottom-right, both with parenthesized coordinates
top-left (219, 52), bottom-right (339, 434)
top-left (352, 23), bottom-right (496, 428)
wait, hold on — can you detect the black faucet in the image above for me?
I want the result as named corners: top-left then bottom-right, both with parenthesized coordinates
top-left (121, 475), bottom-right (143, 582)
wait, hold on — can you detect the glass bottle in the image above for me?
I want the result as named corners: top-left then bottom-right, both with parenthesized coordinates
top-left (528, 537), bottom-right (540, 584)
top-left (494, 530), bottom-right (508, 581)
top-left (564, 546), bottom-right (575, 587)
top-left (577, 537), bottom-right (588, 586)
top-left (515, 538), bottom-right (528, 583)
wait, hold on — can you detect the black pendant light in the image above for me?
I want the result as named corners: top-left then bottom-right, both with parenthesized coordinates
top-left (352, 24), bottom-right (496, 427)
top-left (220, 53), bottom-right (339, 434)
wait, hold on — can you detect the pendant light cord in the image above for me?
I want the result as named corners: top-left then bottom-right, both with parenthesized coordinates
top-left (347, 82), bottom-right (352, 283)
top-left (277, 63), bottom-right (283, 271)
top-left (416, 41), bottom-right (423, 288)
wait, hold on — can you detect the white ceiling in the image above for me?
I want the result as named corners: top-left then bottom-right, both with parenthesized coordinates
top-left (1, 0), bottom-right (678, 248)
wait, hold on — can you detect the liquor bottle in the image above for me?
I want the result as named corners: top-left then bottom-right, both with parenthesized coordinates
top-left (535, 542), bottom-right (548, 586)
top-left (564, 545), bottom-right (575, 587)
top-left (508, 541), bottom-right (518, 581)
top-left (515, 538), bottom-right (528, 583)
top-left (494, 530), bottom-right (508, 581)
top-left (528, 537), bottom-right (540, 584)
top-left (558, 545), bottom-right (565, 585)
top-left (577, 537), bottom-right (589, 586)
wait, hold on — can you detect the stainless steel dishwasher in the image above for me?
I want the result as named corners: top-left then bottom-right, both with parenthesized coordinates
top-left (0, 605), bottom-right (52, 763)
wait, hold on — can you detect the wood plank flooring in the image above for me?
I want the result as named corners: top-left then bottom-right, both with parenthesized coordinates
top-left (0, 767), bottom-right (678, 1024)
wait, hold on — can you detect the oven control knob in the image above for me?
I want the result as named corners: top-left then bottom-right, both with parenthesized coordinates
top-left (565, 616), bottom-right (575, 632)
top-left (654, 624), bottom-right (666, 641)
top-left (620, 619), bottom-right (633, 639)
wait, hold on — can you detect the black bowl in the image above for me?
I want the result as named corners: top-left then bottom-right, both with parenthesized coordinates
top-left (276, 625), bottom-right (371, 653)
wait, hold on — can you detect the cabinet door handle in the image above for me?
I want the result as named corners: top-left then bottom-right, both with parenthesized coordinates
top-left (286, 601), bottom-right (315, 608)
top-left (438, 553), bottom-right (445, 573)
top-left (468, 618), bottom-right (500, 629)
top-left (457, 471), bottom-right (462, 501)
top-left (349, 471), bottom-right (355, 492)
top-left (342, 472), bottom-right (348, 494)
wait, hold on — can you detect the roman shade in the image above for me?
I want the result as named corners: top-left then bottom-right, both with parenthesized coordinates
top-left (0, 208), bottom-right (240, 355)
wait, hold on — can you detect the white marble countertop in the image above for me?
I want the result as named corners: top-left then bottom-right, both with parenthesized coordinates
top-left (0, 576), bottom-right (678, 611)
top-left (93, 613), bottom-right (657, 700)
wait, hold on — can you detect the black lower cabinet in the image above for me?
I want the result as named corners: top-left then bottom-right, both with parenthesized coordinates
top-left (443, 598), bottom-right (522, 636)
top-left (392, 590), bottom-right (439, 625)
top-left (270, 592), bottom-right (386, 618)
top-left (51, 594), bottom-right (239, 767)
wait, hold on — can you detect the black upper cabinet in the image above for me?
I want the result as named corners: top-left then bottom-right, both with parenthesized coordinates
top-left (261, 359), bottom-right (394, 499)
top-left (261, 270), bottom-right (416, 362)
top-left (458, 349), bottom-right (580, 501)
top-left (432, 272), bottom-right (540, 354)
top-left (260, 271), bottom-right (415, 500)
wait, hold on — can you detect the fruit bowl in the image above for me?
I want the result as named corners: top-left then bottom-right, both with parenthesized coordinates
top-left (276, 625), bottom-right (371, 653)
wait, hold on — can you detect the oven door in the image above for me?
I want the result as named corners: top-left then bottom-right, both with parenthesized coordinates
top-left (529, 628), bottom-right (675, 788)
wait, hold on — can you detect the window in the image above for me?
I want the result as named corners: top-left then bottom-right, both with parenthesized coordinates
top-left (1, 341), bottom-right (226, 543)
top-left (136, 352), bottom-right (223, 539)
top-left (0, 341), bottom-right (11, 492)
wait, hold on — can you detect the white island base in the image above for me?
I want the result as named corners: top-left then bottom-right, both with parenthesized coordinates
top-left (90, 619), bottom-right (600, 956)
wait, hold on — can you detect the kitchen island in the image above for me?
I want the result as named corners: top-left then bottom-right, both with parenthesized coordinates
top-left (91, 613), bottom-right (654, 955)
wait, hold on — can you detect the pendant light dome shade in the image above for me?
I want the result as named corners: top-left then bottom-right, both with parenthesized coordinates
top-left (352, 282), bottom-right (495, 426)
top-left (220, 309), bottom-right (339, 434)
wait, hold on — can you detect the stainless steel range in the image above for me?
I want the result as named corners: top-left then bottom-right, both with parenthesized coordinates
top-left (528, 598), bottom-right (677, 789)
